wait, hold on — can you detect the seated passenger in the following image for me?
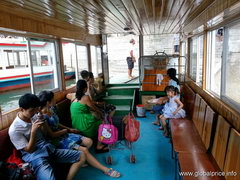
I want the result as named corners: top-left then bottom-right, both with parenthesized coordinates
top-left (38, 90), bottom-right (93, 149)
top-left (70, 80), bottom-right (109, 153)
top-left (8, 93), bottom-right (83, 180)
top-left (152, 68), bottom-right (181, 128)
top-left (38, 91), bottom-right (120, 177)
top-left (159, 86), bottom-right (186, 137)
top-left (67, 70), bottom-right (90, 102)
top-left (66, 71), bottom-right (115, 116)
top-left (87, 72), bottom-right (116, 116)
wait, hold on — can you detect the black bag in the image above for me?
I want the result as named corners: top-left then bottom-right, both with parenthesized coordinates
top-left (0, 161), bottom-right (21, 180)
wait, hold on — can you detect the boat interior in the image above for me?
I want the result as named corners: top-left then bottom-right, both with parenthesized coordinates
top-left (0, 0), bottom-right (240, 179)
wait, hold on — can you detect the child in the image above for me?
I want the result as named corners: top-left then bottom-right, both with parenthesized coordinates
top-left (152, 68), bottom-right (180, 126)
top-left (160, 86), bottom-right (186, 137)
top-left (38, 90), bottom-right (93, 149)
top-left (8, 93), bottom-right (83, 180)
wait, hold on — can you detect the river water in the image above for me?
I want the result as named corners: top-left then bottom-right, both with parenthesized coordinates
top-left (0, 79), bottom-right (75, 113)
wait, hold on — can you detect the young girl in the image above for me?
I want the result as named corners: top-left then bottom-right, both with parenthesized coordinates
top-left (152, 68), bottom-right (180, 126)
top-left (39, 90), bottom-right (121, 178)
top-left (160, 86), bottom-right (186, 137)
top-left (39, 90), bottom-right (93, 149)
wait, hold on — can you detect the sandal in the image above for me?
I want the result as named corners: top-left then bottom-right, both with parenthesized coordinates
top-left (159, 126), bottom-right (163, 130)
top-left (105, 168), bottom-right (120, 178)
top-left (150, 110), bottom-right (155, 114)
top-left (163, 131), bottom-right (170, 137)
top-left (95, 144), bottom-right (109, 154)
top-left (152, 121), bottom-right (160, 126)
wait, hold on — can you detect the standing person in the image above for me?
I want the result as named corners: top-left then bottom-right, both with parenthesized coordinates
top-left (8, 93), bottom-right (84, 180)
top-left (126, 39), bottom-right (136, 79)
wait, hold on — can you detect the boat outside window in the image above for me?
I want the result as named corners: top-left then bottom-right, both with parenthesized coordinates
top-left (0, 35), bottom-right (31, 113)
top-left (76, 45), bottom-right (88, 79)
top-left (30, 40), bottom-right (59, 94)
top-left (222, 22), bottom-right (240, 109)
top-left (206, 28), bottom-right (223, 96)
top-left (62, 42), bottom-right (76, 88)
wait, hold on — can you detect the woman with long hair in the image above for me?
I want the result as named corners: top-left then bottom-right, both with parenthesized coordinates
top-left (70, 80), bottom-right (108, 153)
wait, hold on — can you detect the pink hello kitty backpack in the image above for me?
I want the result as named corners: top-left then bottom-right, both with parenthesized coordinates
top-left (98, 116), bottom-right (118, 144)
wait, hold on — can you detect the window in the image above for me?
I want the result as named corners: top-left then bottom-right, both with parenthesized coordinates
top-left (107, 34), bottom-right (139, 83)
top-left (179, 41), bottom-right (187, 81)
top-left (91, 46), bottom-right (102, 77)
top-left (62, 42), bottom-right (76, 87)
top-left (144, 34), bottom-right (176, 55)
top-left (207, 28), bottom-right (223, 96)
top-left (30, 39), bottom-right (59, 94)
top-left (0, 35), bottom-right (31, 113)
top-left (97, 47), bottom-right (103, 75)
top-left (190, 35), bottom-right (203, 86)
top-left (76, 45), bottom-right (88, 79)
top-left (222, 22), bottom-right (240, 107)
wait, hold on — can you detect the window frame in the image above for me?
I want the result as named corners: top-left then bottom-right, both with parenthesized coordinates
top-left (28, 37), bottom-right (61, 93)
top-left (220, 20), bottom-right (240, 111)
top-left (189, 35), bottom-right (204, 86)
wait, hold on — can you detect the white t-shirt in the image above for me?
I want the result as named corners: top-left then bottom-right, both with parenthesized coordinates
top-left (128, 43), bottom-right (136, 58)
top-left (9, 114), bottom-right (33, 150)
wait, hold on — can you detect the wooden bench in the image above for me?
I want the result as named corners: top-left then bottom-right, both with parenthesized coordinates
top-left (178, 115), bottom-right (230, 180)
top-left (170, 84), bottom-right (240, 180)
top-left (170, 94), bottom-right (210, 154)
top-left (223, 129), bottom-right (240, 180)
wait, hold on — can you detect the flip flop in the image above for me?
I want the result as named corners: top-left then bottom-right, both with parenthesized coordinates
top-left (105, 168), bottom-right (121, 178)
top-left (159, 126), bottom-right (164, 130)
top-left (95, 144), bottom-right (109, 154)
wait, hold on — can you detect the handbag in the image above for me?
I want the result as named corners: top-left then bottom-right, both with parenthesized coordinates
top-left (125, 113), bottom-right (140, 142)
top-left (98, 116), bottom-right (118, 144)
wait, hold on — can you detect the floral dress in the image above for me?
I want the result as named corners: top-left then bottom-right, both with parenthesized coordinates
top-left (45, 106), bottom-right (84, 150)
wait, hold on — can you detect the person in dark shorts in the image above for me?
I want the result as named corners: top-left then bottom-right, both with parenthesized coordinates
top-left (126, 39), bottom-right (136, 79)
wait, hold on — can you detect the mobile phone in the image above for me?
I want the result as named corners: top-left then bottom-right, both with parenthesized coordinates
top-left (31, 113), bottom-right (46, 123)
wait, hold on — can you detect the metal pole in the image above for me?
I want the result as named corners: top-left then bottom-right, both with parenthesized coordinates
top-left (26, 38), bottom-right (35, 94)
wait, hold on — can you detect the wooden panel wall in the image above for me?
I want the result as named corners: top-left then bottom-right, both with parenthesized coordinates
top-left (224, 129), bottom-right (240, 180)
top-left (187, 79), bottom-right (240, 132)
top-left (212, 116), bottom-right (231, 170)
top-left (142, 69), bottom-right (170, 91)
top-left (187, 80), bottom-right (240, 132)
top-left (0, 4), bottom-right (101, 45)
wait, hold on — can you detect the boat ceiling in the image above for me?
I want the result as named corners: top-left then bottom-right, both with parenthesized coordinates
top-left (0, 0), bottom-right (215, 35)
